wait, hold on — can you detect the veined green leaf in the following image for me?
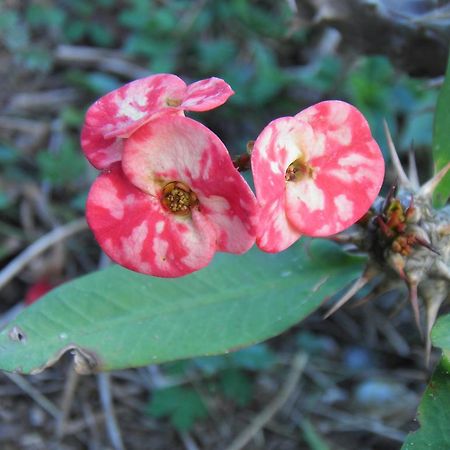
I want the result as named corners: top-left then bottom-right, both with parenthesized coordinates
top-left (0, 240), bottom-right (364, 374)
top-left (432, 53), bottom-right (450, 207)
top-left (401, 355), bottom-right (450, 450)
top-left (401, 315), bottom-right (450, 448)
top-left (431, 313), bottom-right (450, 351)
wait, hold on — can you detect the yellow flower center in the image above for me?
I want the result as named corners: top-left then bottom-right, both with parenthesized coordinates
top-left (161, 181), bottom-right (198, 216)
top-left (166, 98), bottom-right (182, 107)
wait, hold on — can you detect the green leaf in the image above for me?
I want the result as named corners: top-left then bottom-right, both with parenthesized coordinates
top-left (246, 42), bottom-right (285, 105)
top-left (26, 4), bottom-right (66, 29)
top-left (87, 24), bottom-right (115, 47)
top-left (63, 20), bottom-right (87, 43)
top-left (431, 314), bottom-right (450, 351)
top-left (219, 368), bottom-right (252, 406)
top-left (192, 343), bottom-right (275, 375)
top-left (193, 355), bottom-right (228, 375)
top-left (433, 53), bottom-right (450, 207)
top-left (196, 38), bottom-right (237, 73)
top-left (0, 240), bottom-right (364, 373)
top-left (229, 343), bottom-right (275, 370)
top-left (294, 55), bottom-right (343, 94)
top-left (401, 316), bottom-right (450, 448)
top-left (18, 48), bottom-right (53, 73)
top-left (147, 386), bottom-right (207, 431)
top-left (66, 70), bottom-right (121, 95)
top-left (401, 356), bottom-right (450, 450)
top-left (37, 139), bottom-right (86, 186)
top-left (61, 107), bottom-right (85, 128)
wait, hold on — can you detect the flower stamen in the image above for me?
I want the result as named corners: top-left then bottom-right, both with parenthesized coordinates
top-left (161, 181), bottom-right (199, 216)
top-left (166, 98), bottom-right (182, 107)
top-left (285, 158), bottom-right (314, 182)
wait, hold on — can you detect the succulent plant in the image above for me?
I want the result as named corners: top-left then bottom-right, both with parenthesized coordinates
top-left (327, 122), bottom-right (450, 364)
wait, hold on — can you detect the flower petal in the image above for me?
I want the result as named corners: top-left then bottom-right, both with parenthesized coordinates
top-left (122, 116), bottom-right (257, 253)
top-left (251, 116), bottom-right (315, 251)
top-left (286, 101), bottom-right (385, 236)
top-left (86, 163), bottom-right (216, 277)
top-left (81, 74), bottom-right (186, 169)
top-left (181, 77), bottom-right (234, 111)
top-left (81, 125), bottom-right (124, 170)
top-left (256, 196), bottom-right (301, 253)
top-left (251, 116), bottom-right (317, 205)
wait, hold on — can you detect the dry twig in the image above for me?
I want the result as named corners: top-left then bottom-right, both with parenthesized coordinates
top-left (2, 372), bottom-right (61, 419)
top-left (55, 364), bottom-right (80, 439)
top-left (55, 45), bottom-right (150, 79)
top-left (223, 352), bottom-right (308, 450)
top-left (98, 373), bottom-right (125, 450)
top-left (0, 218), bottom-right (87, 293)
top-left (305, 404), bottom-right (407, 442)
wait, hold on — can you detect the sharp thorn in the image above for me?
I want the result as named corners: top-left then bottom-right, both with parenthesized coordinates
top-left (350, 280), bottom-right (391, 309)
top-left (407, 280), bottom-right (423, 340)
top-left (425, 295), bottom-right (445, 368)
top-left (323, 272), bottom-right (372, 319)
top-left (422, 282), bottom-right (447, 368)
top-left (408, 149), bottom-right (420, 190)
top-left (382, 182), bottom-right (398, 217)
top-left (419, 161), bottom-right (450, 198)
top-left (327, 230), bottom-right (365, 246)
top-left (415, 237), bottom-right (440, 255)
top-left (384, 182), bottom-right (398, 210)
top-left (383, 120), bottom-right (412, 188)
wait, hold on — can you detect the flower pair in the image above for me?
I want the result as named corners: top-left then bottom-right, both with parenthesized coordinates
top-left (82, 74), bottom-right (385, 277)
top-left (83, 74), bottom-right (258, 277)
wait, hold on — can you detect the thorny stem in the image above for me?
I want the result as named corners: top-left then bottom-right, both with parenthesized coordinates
top-left (324, 269), bottom-right (374, 319)
top-left (327, 142), bottom-right (450, 363)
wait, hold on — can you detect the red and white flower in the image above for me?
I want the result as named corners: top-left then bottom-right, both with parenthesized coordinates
top-left (86, 115), bottom-right (258, 277)
top-left (81, 74), bottom-right (234, 170)
top-left (251, 100), bottom-right (385, 253)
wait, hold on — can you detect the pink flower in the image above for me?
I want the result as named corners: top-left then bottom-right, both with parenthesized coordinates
top-left (86, 115), bottom-right (258, 277)
top-left (81, 74), bottom-right (234, 170)
top-left (251, 100), bottom-right (385, 253)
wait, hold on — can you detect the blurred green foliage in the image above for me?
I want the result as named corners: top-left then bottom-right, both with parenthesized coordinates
top-left (37, 138), bottom-right (86, 187)
top-left (0, 3), bottom-right (446, 444)
top-left (146, 344), bottom-right (275, 430)
top-left (0, 0), bottom-right (440, 272)
top-left (432, 52), bottom-right (450, 207)
top-left (147, 385), bottom-right (208, 431)
top-left (343, 56), bottom-right (437, 155)
top-left (1, 0), bottom-right (437, 158)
